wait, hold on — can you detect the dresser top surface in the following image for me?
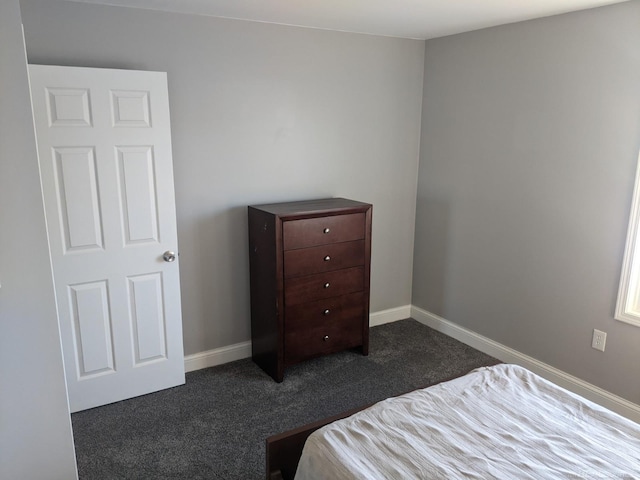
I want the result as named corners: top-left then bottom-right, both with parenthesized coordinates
top-left (249, 198), bottom-right (371, 218)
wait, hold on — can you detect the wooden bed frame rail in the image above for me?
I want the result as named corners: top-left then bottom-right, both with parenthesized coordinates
top-left (264, 371), bottom-right (469, 480)
top-left (266, 405), bottom-right (368, 480)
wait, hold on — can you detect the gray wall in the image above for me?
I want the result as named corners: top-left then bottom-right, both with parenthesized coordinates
top-left (20, 0), bottom-right (425, 355)
top-left (0, 1), bottom-right (77, 477)
top-left (414, 1), bottom-right (640, 403)
top-left (18, 0), bottom-right (640, 411)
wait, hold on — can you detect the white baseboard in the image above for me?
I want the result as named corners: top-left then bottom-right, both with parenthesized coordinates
top-left (411, 306), bottom-right (640, 423)
top-left (184, 306), bottom-right (410, 373)
top-left (185, 306), bottom-right (640, 424)
top-left (184, 341), bottom-right (252, 373)
top-left (369, 304), bottom-right (411, 326)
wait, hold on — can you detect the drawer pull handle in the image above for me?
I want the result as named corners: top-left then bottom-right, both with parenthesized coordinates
top-left (324, 282), bottom-right (330, 289)
top-left (324, 255), bottom-right (331, 262)
top-left (323, 335), bottom-right (329, 341)
top-left (323, 309), bottom-right (330, 316)
top-left (323, 228), bottom-right (330, 234)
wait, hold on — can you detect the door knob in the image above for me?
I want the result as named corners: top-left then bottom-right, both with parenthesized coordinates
top-left (163, 251), bottom-right (176, 262)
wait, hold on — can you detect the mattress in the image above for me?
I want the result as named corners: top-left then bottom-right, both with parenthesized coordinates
top-left (294, 364), bottom-right (640, 479)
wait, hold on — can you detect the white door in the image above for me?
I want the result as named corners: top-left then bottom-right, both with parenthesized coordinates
top-left (29, 65), bottom-right (185, 412)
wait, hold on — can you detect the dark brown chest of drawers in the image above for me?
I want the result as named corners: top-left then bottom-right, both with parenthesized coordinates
top-left (248, 198), bottom-right (372, 382)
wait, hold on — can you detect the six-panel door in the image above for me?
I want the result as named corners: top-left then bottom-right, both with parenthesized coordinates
top-left (29, 65), bottom-right (185, 412)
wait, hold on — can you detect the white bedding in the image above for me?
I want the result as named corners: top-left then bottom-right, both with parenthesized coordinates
top-left (294, 364), bottom-right (640, 479)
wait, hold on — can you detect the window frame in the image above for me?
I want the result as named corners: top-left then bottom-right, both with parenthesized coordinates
top-left (616, 151), bottom-right (640, 327)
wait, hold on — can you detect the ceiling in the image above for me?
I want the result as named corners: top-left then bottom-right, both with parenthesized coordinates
top-left (69, 0), bottom-right (629, 39)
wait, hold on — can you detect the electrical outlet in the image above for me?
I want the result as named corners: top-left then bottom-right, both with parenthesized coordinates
top-left (592, 329), bottom-right (607, 352)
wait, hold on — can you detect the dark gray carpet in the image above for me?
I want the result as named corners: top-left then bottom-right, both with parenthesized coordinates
top-left (71, 319), bottom-right (498, 479)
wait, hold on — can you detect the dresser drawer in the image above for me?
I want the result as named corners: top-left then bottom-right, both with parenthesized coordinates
top-left (284, 240), bottom-right (364, 278)
top-left (284, 314), bottom-right (362, 365)
top-left (283, 213), bottom-right (365, 250)
top-left (285, 292), bottom-right (364, 331)
top-left (284, 267), bottom-right (363, 306)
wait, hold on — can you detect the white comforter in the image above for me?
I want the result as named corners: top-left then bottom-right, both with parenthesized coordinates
top-left (295, 364), bottom-right (640, 479)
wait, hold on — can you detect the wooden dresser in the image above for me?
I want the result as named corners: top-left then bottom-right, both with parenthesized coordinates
top-left (248, 198), bottom-right (372, 382)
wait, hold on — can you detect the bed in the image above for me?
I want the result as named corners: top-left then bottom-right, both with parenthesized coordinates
top-left (266, 364), bottom-right (640, 479)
